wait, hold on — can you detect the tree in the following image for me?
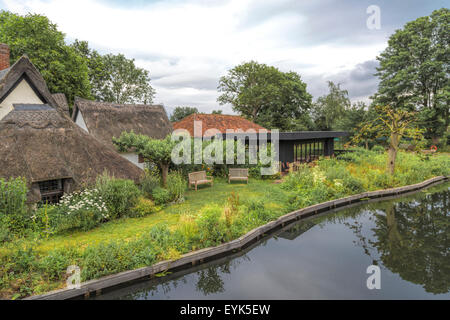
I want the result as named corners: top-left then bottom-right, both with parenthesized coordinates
top-left (373, 8), bottom-right (450, 143)
top-left (217, 61), bottom-right (312, 130)
top-left (71, 40), bottom-right (109, 101)
top-left (170, 106), bottom-right (199, 122)
top-left (211, 109), bottom-right (223, 114)
top-left (353, 105), bottom-right (423, 174)
top-left (97, 53), bottom-right (155, 104)
top-left (311, 81), bottom-right (350, 131)
top-left (0, 11), bottom-right (91, 104)
top-left (113, 131), bottom-right (174, 186)
top-left (336, 101), bottom-right (374, 147)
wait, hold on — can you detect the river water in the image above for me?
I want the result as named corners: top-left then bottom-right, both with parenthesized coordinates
top-left (93, 182), bottom-right (450, 300)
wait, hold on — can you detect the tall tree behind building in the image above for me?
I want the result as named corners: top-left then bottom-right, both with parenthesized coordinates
top-left (0, 11), bottom-right (91, 104)
top-left (373, 8), bottom-right (449, 143)
top-left (217, 60), bottom-right (312, 130)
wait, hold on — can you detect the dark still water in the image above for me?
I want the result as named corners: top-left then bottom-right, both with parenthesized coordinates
top-left (95, 183), bottom-right (450, 300)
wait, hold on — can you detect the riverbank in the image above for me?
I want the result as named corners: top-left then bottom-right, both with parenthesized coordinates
top-left (1, 150), bottom-right (449, 299)
top-left (90, 181), bottom-right (450, 300)
top-left (27, 175), bottom-right (449, 299)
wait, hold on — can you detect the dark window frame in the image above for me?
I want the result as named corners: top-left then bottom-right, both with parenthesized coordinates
top-left (38, 179), bottom-right (64, 204)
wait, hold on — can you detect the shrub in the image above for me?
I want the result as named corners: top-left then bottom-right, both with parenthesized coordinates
top-left (152, 187), bottom-right (171, 205)
top-left (342, 175), bottom-right (365, 193)
top-left (81, 237), bottom-right (157, 281)
top-left (37, 248), bottom-right (78, 281)
top-left (371, 145), bottom-right (385, 154)
top-left (195, 205), bottom-right (227, 247)
top-left (50, 188), bottom-right (108, 232)
top-left (96, 173), bottom-right (142, 219)
top-left (174, 214), bottom-right (199, 251)
top-left (130, 197), bottom-right (158, 218)
top-left (244, 199), bottom-right (276, 223)
top-left (139, 169), bottom-right (160, 198)
top-left (281, 166), bottom-right (311, 190)
top-left (166, 171), bottom-right (186, 203)
top-left (0, 177), bottom-right (30, 236)
top-left (81, 241), bottom-right (133, 280)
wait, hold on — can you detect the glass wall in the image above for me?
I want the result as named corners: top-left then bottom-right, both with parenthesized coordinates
top-left (293, 140), bottom-right (324, 162)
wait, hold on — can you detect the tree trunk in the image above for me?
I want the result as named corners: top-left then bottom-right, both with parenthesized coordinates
top-left (387, 132), bottom-right (399, 175)
top-left (386, 204), bottom-right (402, 245)
top-left (160, 163), bottom-right (169, 187)
top-left (365, 139), bottom-right (369, 150)
top-left (431, 136), bottom-right (440, 145)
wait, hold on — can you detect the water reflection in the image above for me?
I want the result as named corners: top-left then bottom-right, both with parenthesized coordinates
top-left (93, 183), bottom-right (449, 300)
top-left (370, 190), bottom-right (449, 294)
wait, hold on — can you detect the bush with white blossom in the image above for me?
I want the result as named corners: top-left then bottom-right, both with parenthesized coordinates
top-left (54, 188), bottom-right (109, 232)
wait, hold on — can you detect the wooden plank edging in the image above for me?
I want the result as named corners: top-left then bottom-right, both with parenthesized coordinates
top-left (25, 175), bottom-right (448, 300)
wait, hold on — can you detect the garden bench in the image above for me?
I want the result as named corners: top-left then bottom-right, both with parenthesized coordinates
top-left (228, 168), bottom-right (249, 184)
top-left (188, 171), bottom-right (213, 190)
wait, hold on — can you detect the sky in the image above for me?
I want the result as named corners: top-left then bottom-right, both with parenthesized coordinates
top-left (0, 0), bottom-right (447, 115)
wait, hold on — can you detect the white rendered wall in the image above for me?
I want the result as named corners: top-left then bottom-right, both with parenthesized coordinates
top-left (75, 111), bottom-right (89, 132)
top-left (121, 152), bottom-right (144, 169)
top-left (0, 79), bottom-right (44, 120)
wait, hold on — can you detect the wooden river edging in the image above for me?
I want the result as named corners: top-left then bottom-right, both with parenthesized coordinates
top-left (25, 175), bottom-right (449, 300)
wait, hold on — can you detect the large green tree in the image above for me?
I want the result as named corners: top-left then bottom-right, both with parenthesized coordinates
top-left (71, 40), bottom-right (109, 102)
top-left (98, 53), bottom-right (155, 104)
top-left (0, 11), bottom-right (91, 104)
top-left (373, 8), bottom-right (449, 142)
top-left (72, 40), bottom-right (156, 105)
top-left (311, 81), bottom-right (350, 131)
top-left (217, 61), bottom-right (312, 130)
top-left (170, 106), bottom-right (199, 122)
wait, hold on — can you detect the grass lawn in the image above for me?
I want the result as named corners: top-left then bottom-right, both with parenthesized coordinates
top-left (27, 178), bottom-right (286, 255)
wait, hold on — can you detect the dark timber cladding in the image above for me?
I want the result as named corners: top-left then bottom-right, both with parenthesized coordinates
top-left (222, 131), bottom-right (348, 168)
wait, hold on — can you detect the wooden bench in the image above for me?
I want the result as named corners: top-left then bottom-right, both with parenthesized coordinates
top-left (228, 168), bottom-right (249, 184)
top-left (188, 171), bottom-right (213, 190)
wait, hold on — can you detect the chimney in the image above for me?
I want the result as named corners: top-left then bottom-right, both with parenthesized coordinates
top-left (0, 44), bottom-right (10, 71)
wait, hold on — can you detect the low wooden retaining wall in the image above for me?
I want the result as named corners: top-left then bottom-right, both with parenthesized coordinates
top-left (25, 175), bottom-right (449, 300)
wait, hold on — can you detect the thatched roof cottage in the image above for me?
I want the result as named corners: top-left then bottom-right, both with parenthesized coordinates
top-left (72, 97), bottom-right (173, 169)
top-left (0, 44), bottom-right (143, 203)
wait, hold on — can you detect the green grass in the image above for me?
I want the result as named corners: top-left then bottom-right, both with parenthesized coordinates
top-left (25, 179), bottom-right (285, 254)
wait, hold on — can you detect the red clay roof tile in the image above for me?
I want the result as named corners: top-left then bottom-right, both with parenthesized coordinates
top-left (172, 113), bottom-right (268, 137)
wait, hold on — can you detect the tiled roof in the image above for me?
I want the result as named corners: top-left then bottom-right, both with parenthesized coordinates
top-left (172, 113), bottom-right (267, 137)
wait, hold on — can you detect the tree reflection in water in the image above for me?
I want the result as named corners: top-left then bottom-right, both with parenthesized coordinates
top-left (342, 188), bottom-right (449, 294)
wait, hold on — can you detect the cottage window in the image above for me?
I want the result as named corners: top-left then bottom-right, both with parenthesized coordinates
top-left (38, 179), bottom-right (64, 204)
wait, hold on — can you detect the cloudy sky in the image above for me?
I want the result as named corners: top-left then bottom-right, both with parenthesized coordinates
top-left (0, 0), bottom-right (447, 115)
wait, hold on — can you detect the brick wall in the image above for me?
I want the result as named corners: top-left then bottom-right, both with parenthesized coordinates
top-left (0, 43), bottom-right (10, 71)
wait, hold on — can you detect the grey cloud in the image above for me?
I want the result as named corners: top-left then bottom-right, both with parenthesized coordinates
top-left (153, 73), bottom-right (219, 90)
top-left (239, 0), bottom-right (447, 47)
top-left (304, 59), bottom-right (379, 102)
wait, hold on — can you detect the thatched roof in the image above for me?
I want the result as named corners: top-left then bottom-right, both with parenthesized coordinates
top-left (52, 93), bottom-right (70, 114)
top-left (0, 57), bottom-right (144, 201)
top-left (0, 105), bottom-right (143, 199)
top-left (0, 56), bottom-right (60, 111)
top-left (72, 97), bottom-right (173, 148)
